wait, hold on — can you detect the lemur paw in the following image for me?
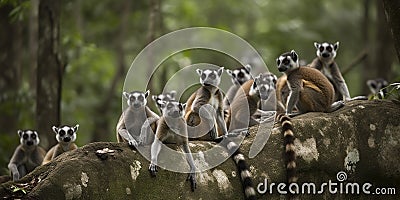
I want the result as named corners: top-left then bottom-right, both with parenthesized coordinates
top-left (128, 140), bottom-right (138, 148)
top-left (187, 173), bottom-right (196, 191)
top-left (149, 163), bottom-right (158, 177)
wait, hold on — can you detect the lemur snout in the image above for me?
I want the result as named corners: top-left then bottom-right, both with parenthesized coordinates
top-left (27, 141), bottom-right (34, 146)
top-left (63, 137), bottom-right (71, 142)
top-left (322, 53), bottom-right (330, 58)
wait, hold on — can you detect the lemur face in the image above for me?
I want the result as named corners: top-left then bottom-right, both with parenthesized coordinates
top-left (52, 125), bottom-right (79, 143)
top-left (123, 90), bottom-right (149, 108)
top-left (152, 90), bottom-right (176, 107)
top-left (18, 130), bottom-right (40, 147)
top-left (226, 64), bottom-right (252, 85)
top-left (367, 78), bottom-right (388, 94)
top-left (277, 50), bottom-right (299, 73)
top-left (158, 100), bottom-right (186, 118)
top-left (314, 42), bottom-right (339, 61)
top-left (196, 67), bottom-right (224, 87)
top-left (249, 73), bottom-right (277, 100)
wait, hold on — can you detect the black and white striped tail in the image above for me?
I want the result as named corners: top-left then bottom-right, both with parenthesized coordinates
top-left (278, 114), bottom-right (297, 184)
top-left (223, 139), bottom-right (257, 200)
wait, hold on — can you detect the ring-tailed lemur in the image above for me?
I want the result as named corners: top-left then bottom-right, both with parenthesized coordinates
top-left (116, 90), bottom-right (159, 146)
top-left (276, 50), bottom-right (343, 116)
top-left (226, 73), bottom-right (277, 133)
top-left (152, 90), bottom-right (177, 114)
top-left (367, 78), bottom-right (389, 99)
top-left (42, 125), bottom-right (79, 165)
top-left (185, 67), bottom-right (228, 140)
top-left (309, 42), bottom-right (351, 101)
top-left (149, 100), bottom-right (196, 191)
top-left (223, 65), bottom-right (253, 111)
top-left (8, 130), bottom-right (46, 181)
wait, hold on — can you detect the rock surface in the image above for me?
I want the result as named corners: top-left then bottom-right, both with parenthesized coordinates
top-left (1, 100), bottom-right (399, 199)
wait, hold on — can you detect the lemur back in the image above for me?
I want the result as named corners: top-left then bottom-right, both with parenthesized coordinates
top-left (223, 65), bottom-right (252, 110)
top-left (309, 42), bottom-right (351, 101)
top-left (277, 50), bottom-right (341, 115)
top-left (8, 130), bottom-right (46, 181)
top-left (226, 72), bottom-right (277, 132)
top-left (116, 90), bottom-right (159, 146)
top-left (42, 125), bottom-right (79, 165)
top-left (184, 67), bottom-right (228, 140)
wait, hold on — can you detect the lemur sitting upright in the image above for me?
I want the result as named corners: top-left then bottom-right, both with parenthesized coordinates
top-left (149, 100), bottom-right (196, 191)
top-left (226, 72), bottom-right (277, 132)
top-left (276, 50), bottom-right (343, 116)
top-left (185, 67), bottom-right (228, 140)
top-left (42, 125), bottom-right (79, 165)
top-left (223, 64), bottom-right (252, 111)
top-left (116, 90), bottom-right (159, 146)
top-left (309, 42), bottom-right (351, 101)
top-left (8, 130), bottom-right (46, 181)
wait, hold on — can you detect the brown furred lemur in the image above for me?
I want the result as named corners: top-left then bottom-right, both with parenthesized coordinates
top-left (309, 42), bottom-right (351, 101)
top-left (276, 50), bottom-right (343, 116)
top-left (184, 67), bottom-right (228, 140)
top-left (116, 90), bottom-right (159, 146)
top-left (8, 130), bottom-right (46, 181)
top-left (149, 100), bottom-right (196, 191)
top-left (42, 125), bottom-right (79, 165)
top-left (223, 64), bottom-right (253, 111)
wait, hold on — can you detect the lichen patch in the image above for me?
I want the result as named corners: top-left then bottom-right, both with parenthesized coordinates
top-left (212, 169), bottom-right (232, 192)
top-left (344, 142), bottom-right (360, 173)
top-left (194, 151), bottom-right (214, 185)
top-left (294, 138), bottom-right (319, 163)
top-left (81, 172), bottom-right (89, 187)
top-left (130, 160), bottom-right (142, 181)
top-left (63, 183), bottom-right (82, 200)
top-left (369, 124), bottom-right (376, 131)
top-left (368, 134), bottom-right (376, 148)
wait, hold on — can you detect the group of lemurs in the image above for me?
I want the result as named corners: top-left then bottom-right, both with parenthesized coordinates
top-left (7, 41), bottom-right (390, 199)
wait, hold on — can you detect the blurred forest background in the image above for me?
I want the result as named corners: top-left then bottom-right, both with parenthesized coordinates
top-left (0, 0), bottom-right (399, 175)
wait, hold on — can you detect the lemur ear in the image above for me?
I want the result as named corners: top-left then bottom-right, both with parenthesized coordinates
top-left (157, 100), bottom-right (167, 109)
top-left (74, 124), bottom-right (79, 133)
top-left (144, 90), bottom-right (150, 98)
top-left (290, 50), bottom-right (298, 62)
top-left (244, 64), bottom-right (252, 72)
top-left (314, 42), bottom-right (320, 49)
top-left (196, 69), bottom-right (203, 76)
top-left (226, 69), bottom-right (233, 76)
top-left (123, 92), bottom-right (130, 100)
top-left (272, 74), bottom-right (277, 85)
top-left (17, 130), bottom-right (23, 137)
top-left (217, 67), bottom-right (224, 76)
top-left (334, 42), bottom-right (339, 50)
top-left (152, 95), bottom-right (157, 102)
top-left (181, 103), bottom-right (187, 110)
top-left (169, 90), bottom-right (177, 98)
top-left (52, 126), bottom-right (58, 134)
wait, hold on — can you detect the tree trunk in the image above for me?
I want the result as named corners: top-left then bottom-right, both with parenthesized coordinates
top-left (382, 0), bottom-right (400, 62)
top-left (361, 0), bottom-right (375, 94)
top-left (374, 0), bottom-right (395, 81)
top-left (37, 0), bottom-right (62, 149)
top-left (0, 4), bottom-right (23, 135)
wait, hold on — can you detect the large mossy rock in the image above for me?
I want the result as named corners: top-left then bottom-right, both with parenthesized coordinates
top-left (1, 100), bottom-right (399, 199)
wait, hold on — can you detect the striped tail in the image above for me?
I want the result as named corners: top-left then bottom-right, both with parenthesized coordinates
top-left (222, 139), bottom-right (257, 200)
top-left (278, 114), bottom-right (297, 184)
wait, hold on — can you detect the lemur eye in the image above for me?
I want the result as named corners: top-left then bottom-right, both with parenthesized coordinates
top-left (283, 59), bottom-right (290, 65)
top-left (138, 96), bottom-right (144, 101)
top-left (23, 134), bottom-right (28, 139)
top-left (276, 59), bottom-right (281, 66)
top-left (31, 134), bottom-right (36, 139)
top-left (67, 129), bottom-right (73, 135)
top-left (130, 97), bottom-right (135, 101)
top-left (370, 83), bottom-right (377, 89)
top-left (319, 46), bottom-right (324, 52)
top-left (238, 72), bottom-right (244, 78)
top-left (209, 73), bottom-right (216, 79)
top-left (201, 74), bottom-right (206, 80)
top-left (178, 104), bottom-right (183, 110)
top-left (327, 46), bottom-right (332, 52)
top-left (59, 130), bottom-right (66, 136)
top-left (260, 87), bottom-right (266, 92)
top-left (167, 103), bottom-right (173, 109)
